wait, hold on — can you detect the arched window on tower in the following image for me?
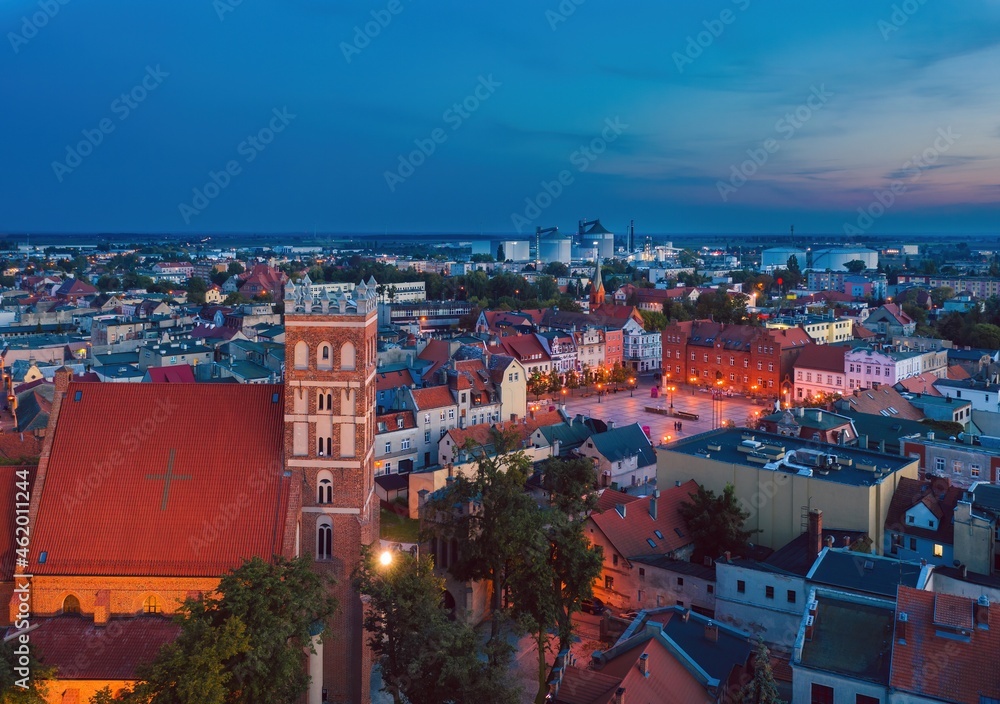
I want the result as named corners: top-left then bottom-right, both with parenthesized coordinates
top-left (341, 341), bottom-right (356, 371)
top-left (62, 594), bottom-right (81, 614)
top-left (317, 470), bottom-right (333, 504)
top-left (326, 437), bottom-right (332, 456)
top-left (294, 341), bottom-right (308, 370)
top-left (318, 393), bottom-right (325, 411)
top-left (318, 343), bottom-right (333, 371)
top-left (317, 518), bottom-right (333, 560)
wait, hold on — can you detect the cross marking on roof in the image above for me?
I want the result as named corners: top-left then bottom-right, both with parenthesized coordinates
top-left (145, 448), bottom-right (192, 511)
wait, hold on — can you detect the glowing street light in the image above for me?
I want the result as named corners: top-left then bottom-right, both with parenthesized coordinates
top-left (379, 550), bottom-right (393, 567)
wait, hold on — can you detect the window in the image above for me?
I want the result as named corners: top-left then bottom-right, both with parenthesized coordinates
top-left (856, 695), bottom-right (880, 704)
top-left (612, 554), bottom-right (619, 567)
top-left (638, 568), bottom-right (645, 578)
top-left (676, 577), bottom-right (684, 586)
top-left (384, 441), bottom-right (391, 453)
top-left (765, 586), bottom-right (774, 600)
top-left (737, 580), bottom-right (746, 594)
top-left (63, 595), bottom-right (81, 614)
top-left (787, 590), bottom-right (796, 603)
top-left (294, 341), bottom-right (308, 369)
top-left (952, 460), bottom-right (963, 474)
top-left (757, 361), bottom-right (763, 370)
top-left (971, 463), bottom-right (981, 478)
top-left (448, 409), bottom-right (455, 420)
top-left (744, 358), bottom-right (749, 368)
top-left (401, 438), bottom-right (411, 450)
top-left (397, 417), bottom-right (404, 429)
top-left (909, 537), bottom-right (917, 551)
top-left (707, 584), bottom-right (714, 594)
top-left (439, 411), bottom-right (446, 421)
top-left (317, 519), bottom-right (332, 560)
top-left (143, 595), bottom-right (161, 614)
top-left (317, 472), bottom-right (333, 504)
top-left (935, 457), bottom-right (945, 472)
top-left (933, 544), bottom-right (943, 557)
top-left (424, 430), bottom-right (431, 443)
top-left (716, 355), bottom-right (721, 364)
top-left (605, 575), bottom-right (614, 590)
top-left (797, 371), bottom-right (803, 380)
top-left (424, 413), bottom-right (430, 426)
top-left (340, 341), bottom-right (356, 370)
top-left (767, 362), bottom-right (774, 372)
top-left (811, 683), bottom-right (834, 704)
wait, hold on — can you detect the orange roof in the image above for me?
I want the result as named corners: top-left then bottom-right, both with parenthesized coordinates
top-left (376, 411), bottom-right (416, 433)
top-left (843, 386), bottom-right (923, 420)
top-left (444, 409), bottom-right (563, 452)
top-left (145, 365), bottom-right (196, 383)
top-left (417, 339), bottom-right (452, 377)
top-left (590, 480), bottom-right (699, 560)
top-left (891, 586), bottom-right (1000, 702)
top-left (409, 385), bottom-right (455, 410)
top-left (896, 372), bottom-right (943, 396)
top-left (29, 383), bottom-right (291, 577)
top-left (0, 431), bottom-right (43, 462)
top-left (376, 368), bottom-right (414, 392)
top-left (854, 323), bottom-right (878, 339)
top-left (948, 364), bottom-right (971, 380)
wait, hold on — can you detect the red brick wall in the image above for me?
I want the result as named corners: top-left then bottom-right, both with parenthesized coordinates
top-left (284, 309), bottom-right (378, 704)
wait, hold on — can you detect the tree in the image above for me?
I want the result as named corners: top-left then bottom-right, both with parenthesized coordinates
top-left (98, 556), bottom-right (336, 704)
top-left (497, 243), bottom-right (505, 261)
top-left (471, 253), bottom-right (495, 263)
top-left (1, 639), bottom-right (53, 703)
top-left (424, 429), bottom-right (536, 652)
top-left (546, 370), bottom-right (563, 395)
top-left (678, 484), bottom-right (756, 560)
top-left (542, 261), bottom-right (568, 277)
top-left (527, 370), bottom-right (548, 400)
top-left (786, 254), bottom-right (801, 275)
top-left (640, 309), bottom-right (667, 332)
top-left (736, 638), bottom-right (785, 704)
top-left (96, 274), bottom-right (122, 291)
top-left (354, 546), bottom-right (516, 704)
top-left (223, 293), bottom-right (248, 306)
top-left (968, 323), bottom-right (1000, 349)
top-left (227, 262), bottom-right (245, 276)
top-left (843, 259), bottom-right (867, 274)
top-left (930, 286), bottom-right (956, 308)
top-left (186, 276), bottom-right (209, 305)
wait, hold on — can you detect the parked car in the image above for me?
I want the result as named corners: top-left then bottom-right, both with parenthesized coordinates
top-left (581, 597), bottom-right (607, 615)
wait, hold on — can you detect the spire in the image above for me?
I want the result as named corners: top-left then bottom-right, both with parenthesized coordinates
top-left (590, 261), bottom-right (605, 306)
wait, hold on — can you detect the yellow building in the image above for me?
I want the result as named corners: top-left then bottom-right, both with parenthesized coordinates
top-left (656, 428), bottom-right (919, 554)
top-left (766, 318), bottom-right (853, 345)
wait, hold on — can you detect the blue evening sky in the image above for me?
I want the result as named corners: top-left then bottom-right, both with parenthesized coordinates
top-left (1, 0), bottom-right (999, 236)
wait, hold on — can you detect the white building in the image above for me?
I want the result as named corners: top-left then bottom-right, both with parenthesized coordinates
top-left (810, 247), bottom-right (878, 272)
top-left (761, 247), bottom-right (807, 273)
top-left (622, 318), bottom-right (661, 373)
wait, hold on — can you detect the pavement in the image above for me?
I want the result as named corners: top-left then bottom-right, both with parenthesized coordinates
top-left (542, 376), bottom-right (777, 448)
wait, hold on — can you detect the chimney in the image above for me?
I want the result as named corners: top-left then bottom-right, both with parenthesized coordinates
top-left (808, 509), bottom-right (824, 559)
top-left (975, 595), bottom-right (990, 630)
top-left (615, 688), bottom-right (626, 704)
top-left (608, 420), bottom-right (616, 429)
top-left (704, 620), bottom-right (719, 642)
top-left (724, 551), bottom-right (731, 563)
top-left (824, 535), bottom-right (835, 549)
top-left (927, 431), bottom-right (935, 440)
top-left (649, 490), bottom-right (659, 520)
top-left (897, 612), bottom-right (908, 644)
top-left (842, 535), bottom-right (851, 547)
top-left (638, 653), bottom-right (649, 677)
top-left (681, 609), bottom-right (690, 622)
top-left (54, 366), bottom-right (73, 395)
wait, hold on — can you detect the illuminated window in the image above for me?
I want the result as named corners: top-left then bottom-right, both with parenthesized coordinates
top-left (143, 596), bottom-right (161, 614)
top-left (933, 544), bottom-right (943, 558)
top-left (63, 595), bottom-right (81, 614)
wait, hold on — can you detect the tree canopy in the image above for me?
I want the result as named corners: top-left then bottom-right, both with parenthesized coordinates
top-left (678, 484), bottom-right (756, 560)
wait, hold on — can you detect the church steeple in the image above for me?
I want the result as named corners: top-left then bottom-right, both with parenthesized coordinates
top-left (589, 260), bottom-right (606, 306)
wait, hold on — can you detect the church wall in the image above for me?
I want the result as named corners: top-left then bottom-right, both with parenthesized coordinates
top-left (25, 575), bottom-right (219, 619)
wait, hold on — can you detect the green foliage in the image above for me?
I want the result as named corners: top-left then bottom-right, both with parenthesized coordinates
top-left (786, 254), bottom-right (801, 274)
top-left (95, 556), bottom-right (335, 704)
top-left (543, 262), bottom-right (569, 277)
top-left (96, 274), bottom-right (122, 291)
top-left (843, 259), bottom-right (866, 274)
top-left (354, 547), bottom-right (518, 704)
top-left (968, 323), bottom-right (1000, 349)
top-left (737, 638), bottom-right (785, 704)
top-left (186, 276), bottom-right (208, 304)
top-left (227, 262), bottom-right (245, 276)
top-left (0, 640), bottom-right (54, 703)
top-left (497, 243), bottom-right (505, 261)
top-left (527, 371), bottom-right (548, 399)
top-left (640, 309), bottom-right (667, 332)
top-left (223, 293), bottom-right (248, 306)
top-left (471, 253), bottom-right (495, 263)
top-left (678, 484), bottom-right (756, 560)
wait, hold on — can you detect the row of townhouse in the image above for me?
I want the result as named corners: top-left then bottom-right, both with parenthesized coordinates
top-left (793, 342), bottom-right (949, 399)
top-left (897, 273), bottom-right (1000, 299)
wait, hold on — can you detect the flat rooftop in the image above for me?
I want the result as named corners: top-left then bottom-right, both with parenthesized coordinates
top-left (799, 597), bottom-right (893, 684)
top-left (662, 428), bottom-right (915, 487)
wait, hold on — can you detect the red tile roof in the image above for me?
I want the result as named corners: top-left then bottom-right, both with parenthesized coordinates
top-left (947, 364), bottom-right (971, 380)
top-left (842, 386), bottom-right (923, 420)
top-left (376, 368), bottom-right (414, 392)
top-left (144, 365), bottom-right (196, 383)
top-left (590, 480), bottom-right (699, 560)
top-left (409, 385), bottom-right (455, 410)
top-left (376, 411), bottom-right (416, 433)
top-left (494, 334), bottom-right (550, 364)
top-left (443, 409), bottom-right (563, 453)
top-left (884, 476), bottom-right (962, 543)
top-left (854, 323), bottom-right (878, 339)
top-left (29, 382), bottom-right (290, 577)
top-left (891, 586), bottom-right (1000, 703)
top-left (20, 616), bottom-right (180, 680)
top-left (896, 371), bottom-right (944, 395)
top-left (793, 343), bottom-right (846, 373)
top-left (0, 434), bottom-right (43, 462)
top-left (417, 339), bottom-right (452, 377)
top-left (0, 465), bottom-right (35, 580)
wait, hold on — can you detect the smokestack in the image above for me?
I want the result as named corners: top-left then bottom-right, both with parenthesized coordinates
top-left (704, 621), bottom-right (719, 642)
top-left (638, 653), bottom-right (649, 677)
top-left (808, 509), bottom-right (824, 559)
top-left (649, 490), bottom-right (659, 520)
top-left (976, 596), bottom-right (990, 630)
top-left (897, 612), bottom-right (908, 644)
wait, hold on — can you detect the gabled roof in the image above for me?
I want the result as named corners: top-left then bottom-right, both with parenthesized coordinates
top-left (144, 365), bottom-right (196, 383)
top-left (376, 368), bottom-right (414, 392)
top-left (443, 409), bottom-right (564, 457)
top-left (840, 386), bottom-right (923, 421)
top-left (590, 480), bottom-right (699, 560)
top-left (409, 385), bottom-right (455, 411)
top-left (793, 343), bottom-right (846, 373)
top-left (416, 338), bottom-right (452, 377)
top-left (0, 465), bottom-right (36, 579)
top-left (5, 616), bottom-right (180, 680)
top-left (376, 411), bottom-right (416, 433)
top-left (896, 371), bottom-right (944, 396)
top-left (492, 333), bottom-right (550, 364)
top-left (55, 277), bottom-right (97, 297)
top-left (885, 477), bottom-right (963, 543)
top-left (853, 323), bottom-right (878, 339)
top-left (807, 548), bottom-right (924, 598)
top-left (29, 382), bottom-right (290, 577)
top-left (585, 423), bottom-right (656, 467)
top-left (891, 586), bottom-right (1000, 703)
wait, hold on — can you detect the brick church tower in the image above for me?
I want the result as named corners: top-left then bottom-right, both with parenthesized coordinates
top-left (283, 278), bottom-right (380, 704)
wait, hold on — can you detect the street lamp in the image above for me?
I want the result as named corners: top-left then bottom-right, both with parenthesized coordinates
top-left (379, 550), bottom-right (393, 567)
top-left (666, 384), bottom-right (676, 409)
top-left (597, 383), bottom-right (603, 403)
top-left (629, 377), bottom-right (635, 397)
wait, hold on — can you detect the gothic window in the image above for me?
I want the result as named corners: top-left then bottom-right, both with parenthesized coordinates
top-left (62, 594), bottom-right (81, 614)
top-left (143, 595), bottom-right (161, 614)
top-left (317, 518), bottom-right (333, 560)
top-left (318, 343), bottom-right (333, 371)
top-left (318, 393), bottom-right (325, 411)
top-left (317, 470), bottom-right (333, 504)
